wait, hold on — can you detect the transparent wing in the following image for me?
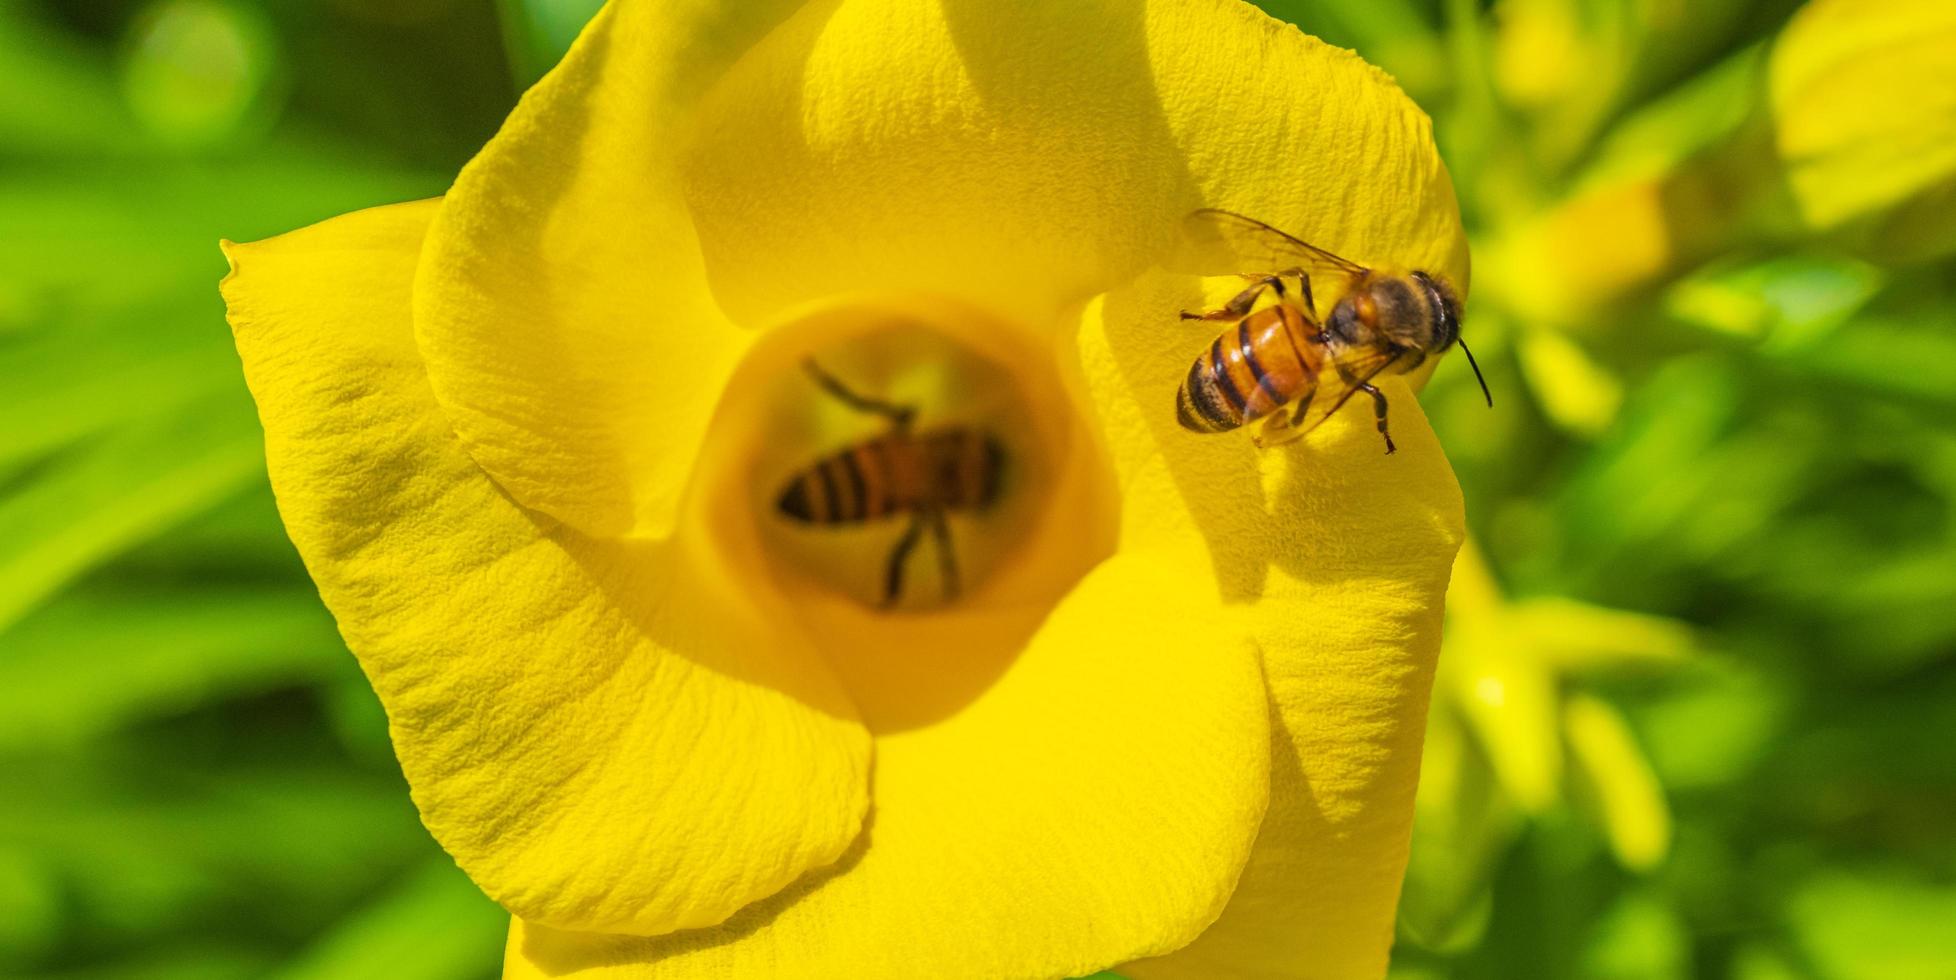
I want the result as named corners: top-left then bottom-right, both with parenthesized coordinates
top-left (1293, 346), bottom-right (1403, 438)
top-left (1170, 208), bottom-right (1370, 281)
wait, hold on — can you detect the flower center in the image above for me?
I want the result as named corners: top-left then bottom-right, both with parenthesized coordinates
top-left (691, 295), bottom-right (1116, 731)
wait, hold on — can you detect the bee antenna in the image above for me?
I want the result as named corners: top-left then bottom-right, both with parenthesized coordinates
top-left (1458, 337), bottom-right (1492, 408)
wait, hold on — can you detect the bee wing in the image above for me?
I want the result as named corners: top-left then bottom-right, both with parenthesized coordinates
top-left (1292, 346), bottom-right (1403, 439)
top-left (1171, 208), bottom-right (1370, 281)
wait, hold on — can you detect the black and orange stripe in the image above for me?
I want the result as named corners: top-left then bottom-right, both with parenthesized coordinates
top-left (777, 427), bottom-right (1005, 525)
top-left (1176, 302), bottom-right (1325, 433)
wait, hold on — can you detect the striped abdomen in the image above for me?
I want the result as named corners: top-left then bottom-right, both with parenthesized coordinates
top-left (1177, 304), bottom-right (1325, 433)
top-left (777, 427), bottom-right (1005, 525)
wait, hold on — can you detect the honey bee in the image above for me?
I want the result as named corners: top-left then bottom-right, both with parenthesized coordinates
top-left (1171, 208), bottom-right (1490, 451)
top-left (776, 360), bottom-right (1006, 606)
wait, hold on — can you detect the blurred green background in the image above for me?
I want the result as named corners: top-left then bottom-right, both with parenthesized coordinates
top-left (3, 0), bottom-right (1951, 977)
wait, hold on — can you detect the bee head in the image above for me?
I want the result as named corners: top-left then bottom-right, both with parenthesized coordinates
top-left (1410, 271), bottom-right (1461, 354)
top-left (1325, 290), bottom-right (1368, 343)
top-left (1331, 276), bottom-right (1433, 350)
top-left (1411, 271), bottom-right (1491, 408)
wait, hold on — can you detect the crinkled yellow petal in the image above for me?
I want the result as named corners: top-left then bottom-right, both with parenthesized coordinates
top-left (504, 552), bottom-right (1271, 979)
top-left (222, 201), bottom-right (871, 937)
top-left (1770, 0), bottom-right (1956, 238)
top-left (413, 0), bottom-right (809, 538)
top-left (681, 0), bottom-right (1466, 326)
top-left (1079, 277), bottom-right (1465, 978)
top-left (412, 0), bottom-right (1463, 530)
top-left (297, 0), bottom-right (1460, 970)
top-left (1059, 20), bottom-right (1466, 965)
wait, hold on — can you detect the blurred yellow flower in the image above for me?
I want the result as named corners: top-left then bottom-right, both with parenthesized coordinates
top-left (1489, 0), bottom-right (1755, 172)
top-left (1769, 0), bottom-right (1956, 262)
top-left (1403, 541), bottom-right (1685, 947)
top-left (1488, 0), bottom-right (1956, 331)
top-left (221, 0), bottom-right (1471, 976)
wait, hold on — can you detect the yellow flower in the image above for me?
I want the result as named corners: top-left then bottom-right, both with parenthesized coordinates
top-left (220, 1), bottom-right (1467, 976)
top-left (1401, 543), bottom-right (1687, 948)
top-left (1488, 0), bottom-right (1956, 327)
top-left (1769, 0), bottom-right (1956, 262)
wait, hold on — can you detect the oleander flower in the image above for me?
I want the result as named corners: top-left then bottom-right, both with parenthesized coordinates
top-left (221, 1), bottom-right (1466, 977)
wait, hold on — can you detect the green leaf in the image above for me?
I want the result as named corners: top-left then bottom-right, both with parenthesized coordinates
top-left (120, 0), bottom-right (286, 150)
top-left (0, 390), bottom-right (266, 634)
top-left (1553, 356), bottom-right (1758, 593)
top-left (271, 858), bottom-right (505, 980)
top-left (1784, 314), bottom-right (1956, 405)
top-left (1663, 252), bottom-right (1885, 346)
top-left (0, 292), bottom-right (238, 471)
top-left (1635, 659), bottom-right (1788, 791)
top-left (0, 759), bottom-right (435, 940)
top-left (30, 944), bottom-right (273, 980)
top-left (0, 148), bottom-right (441, 316)
top-left (1578, 44), bottom-right (1769, 190)
top-left (1729, 943), bottom-right (1805, 980)
top-left (1785, 870), bottom-right (1956, 980)
top-left (109, 484), bottom-right (306, 578)
top-left (1577, 889), bottom-right (1690, 980)
top-left (0, 1), bottom-right (147, 158)
top-left (1255, 0), bottom-right (1447, 98)
top-left (0, 587), bottom-right (345, 750)
top-left (1399, 704), bottom-right (1514, 953)
top-left (494, 0), bottom-right (605, 85)
top-left (0, 846), bottom-right (63, 966)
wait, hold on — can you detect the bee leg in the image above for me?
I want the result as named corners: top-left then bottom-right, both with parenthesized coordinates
top-left (1279, 267), bottom-right (1316, 319)
top-left (881, 512), bottom-right (928, 608)
top-left (927, 508), bottom-right (960, 603)
top-left (1251, 411), bottom-right (1305, 450)
top-left (1286, 383), bottom-right (1321, 428)
top-left (1181, 274), bottom-right (1285, 321)
top-left (1357, 382), bottom-right (1396, 454)
top-left (804, 358), bottom-right (917, 430)
top-left (1278, 376), bottom-right (1406, 451)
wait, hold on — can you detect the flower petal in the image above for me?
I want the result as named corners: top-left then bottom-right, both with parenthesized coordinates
top-left (1077, 183), bottom-right (1464, 980)
top-left (412, 0), bottom-right (1465, 542)
top-left (222, 201), bottom-right (871, 936)
top-left (681, 0), bottom-right (1467, 323)
top-left (413, 0), bottom-right (809, 538)
top-left (1046, 9), bottom-right (1469, 971)
top-left (504, 551), bottom-right (1270, 979)
top-left (1770, 0), bottom-right (1956, 233)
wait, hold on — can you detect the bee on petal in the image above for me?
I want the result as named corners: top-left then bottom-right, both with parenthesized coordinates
top-left (1171, 209), bottom-right (1490, 451)
top-left (776, 360), bottom-right (1006, 607)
